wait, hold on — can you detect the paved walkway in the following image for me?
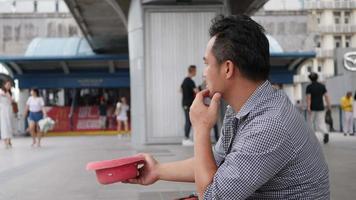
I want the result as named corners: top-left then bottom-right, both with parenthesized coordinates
top-left (0, 132), bottom-right (355, 200)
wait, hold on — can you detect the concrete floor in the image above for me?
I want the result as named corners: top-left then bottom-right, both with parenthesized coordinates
top-left (0, 132), bottom-right (355, 200)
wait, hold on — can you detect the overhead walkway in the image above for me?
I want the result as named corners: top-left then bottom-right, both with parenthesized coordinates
top-left (63, 0), bottom-right (269, 54)
top-left (0, 37), bottom-right (129, 88)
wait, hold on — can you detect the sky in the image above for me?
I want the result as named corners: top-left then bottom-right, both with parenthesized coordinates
top-left (263, 0), bottom-right (304, 10)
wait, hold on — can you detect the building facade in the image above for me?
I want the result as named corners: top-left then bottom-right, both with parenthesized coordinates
top-left (0, 0), bottom-right (79, 55)
top-left (304, 0), bottom-right (356, 78)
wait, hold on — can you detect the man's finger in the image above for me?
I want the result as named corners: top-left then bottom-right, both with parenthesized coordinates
top-left (210, 93), bottom-right (221, 111)
top-left (194, 89), bottom-right (210, 102)
top-left (123, 178), bottom-right (139, 184)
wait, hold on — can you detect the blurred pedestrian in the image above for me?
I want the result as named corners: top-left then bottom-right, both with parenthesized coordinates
top-left (115, 97), bottom-right (129, 132)
top-left (340, 91), bottom-right (353, 136)
top-left (180, 65), bottom-right (198, 146)
top-left (99, 98), bottom-right (107, 130)
top-left (198, 75), bottom-right (219, 142)
top-left (353, 92), bottom-right (356, 135)
top-left (0, 80), bottom-right (14, 149)
top-left (295, 100), bottom-right (304, 115)
top-left (24, 89), bottom-right (46, 147)
top-left (325, 109), bottom-right (334, 132)
top-left (306, 72), bottom-right (331, 144)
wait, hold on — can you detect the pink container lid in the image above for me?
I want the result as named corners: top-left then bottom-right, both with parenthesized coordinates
top-left (86, 155), bottom-right (145, 171)
top-left (86, 155), bottom-right (145, 184)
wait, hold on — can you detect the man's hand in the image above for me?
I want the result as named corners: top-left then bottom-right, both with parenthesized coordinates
top-left (189, 89), bottom-right (221, 132)
top-left (124, 153), bottom-right (160, 185)
top-left (307, 107), bottom-right (311, 115)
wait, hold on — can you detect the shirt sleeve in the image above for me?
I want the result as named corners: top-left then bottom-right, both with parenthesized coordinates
top-left (191, 79), bottom-right (196, 89)
top-left (203, 119), bottom-right (294, 200)
top-left (40, 97), bottom-right (45, 107)
top-left (212, 136), bottom-right (225, 166)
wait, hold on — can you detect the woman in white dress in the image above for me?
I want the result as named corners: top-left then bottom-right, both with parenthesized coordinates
top-left (353, 92), bottom-right (356, 135)
top-left (115, 97), bottom-right (129, 131)
top-left (0, 80), bottom-right (14, 149)
top-left (24, 89), bottom-right (46, 147)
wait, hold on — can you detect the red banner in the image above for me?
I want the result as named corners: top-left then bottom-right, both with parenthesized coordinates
top-left (46, 106), bottom-right (117, 132)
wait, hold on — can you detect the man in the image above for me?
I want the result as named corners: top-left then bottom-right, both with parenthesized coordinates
top-left (126, 15), bottom-right (329, 199)
top-left (306, 72), bottom-right (331, 144)
top-left (99, 98), bottom-right (107, 130)
top-left (340, 91), bottom-right (353, 136)
top-left (181, 65), bottom-right (198, 146)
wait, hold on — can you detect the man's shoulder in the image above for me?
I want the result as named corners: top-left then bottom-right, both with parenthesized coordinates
top-left (181, 77), bottom-right (192, 85)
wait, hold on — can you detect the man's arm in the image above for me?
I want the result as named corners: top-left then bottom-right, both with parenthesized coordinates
top-left (324, 93), bottom-right (331, 110)
top-left (125, 154), bottom-right (195, 185)
top-left (158, 157), bottom-right (195, 182)
top-left (306, 94), bottom-right (311, 113)
top-left (194, 127), bottom-right (218, 198)
top-left (189, 90), bottom-right (221, 199)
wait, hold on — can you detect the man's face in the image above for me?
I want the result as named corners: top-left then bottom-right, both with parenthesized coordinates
top-left (203, 36), bottom-right (224, 97)
top-left (347, 92), bottom-right (352, 98)
top-left (191, 68), bottom-right (197, 77)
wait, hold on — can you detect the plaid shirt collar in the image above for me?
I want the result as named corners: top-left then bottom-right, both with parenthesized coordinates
top-left (234, 80), bottom-right (272, 120)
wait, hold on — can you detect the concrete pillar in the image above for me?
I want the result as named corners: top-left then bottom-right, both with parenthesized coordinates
top-left (320, 10), bottom-right (333, 26)
top-left (341, 35), bottom-right (346, 48)
top-left (322, 34), bottom-right (334, 50)
top-left (58, 89), bottom-right (65, 106)
top-left (282, 84), bottom-right (295, 103)
top-left (128, 0), bottom-right (147, 146)
top-left (312, 58), bottom-right (318, 72)
top-left (323, 59), bottom-right (334, 77)
top-left (351, 34), bottom-right (356, 48)
top-left (294, 83), bottom-right (302, 101)
top-left (351, 10), bottom-right (356, 47)
top-left (128, 0), bottom-right (223, 144)
top-left (18, 89), bottom-right (30, 134)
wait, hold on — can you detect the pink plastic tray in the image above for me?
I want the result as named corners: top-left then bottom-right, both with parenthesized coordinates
top-left (86, 155), bottom-right (145, 185)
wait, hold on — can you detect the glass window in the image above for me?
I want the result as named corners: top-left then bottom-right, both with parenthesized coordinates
top-left (12, 1), bottom-right (16, 12)
top-left (307, 66), bottom-right (312, 73)
top-left (315, 35), bottom-right (321, 48)
top-left (334, 12), bottom-right (341, 24)
top-left (344, 12), bottom-right (350, 24)
top-left (34, 0), bottom-right (37, 12)
top-left (345, 36), bottom-right (351, 48)
top-left (334, 36), bottom-right (342, 48)
top-left (55, 0), bottom-right (59, 12)
top-left (317, 12), bottom-right (321, 24)
top-left (318, 66), bottom-right (322, 72)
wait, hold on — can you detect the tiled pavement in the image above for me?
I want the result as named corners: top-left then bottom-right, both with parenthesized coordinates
top-left (0, 132), bottom-right (355, 200)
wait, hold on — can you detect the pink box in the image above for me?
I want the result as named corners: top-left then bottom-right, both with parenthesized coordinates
top-left (86, 155), bottom-right (145, 185)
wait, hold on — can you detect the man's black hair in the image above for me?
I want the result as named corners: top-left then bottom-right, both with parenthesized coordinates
top-left (188, 65), bottom-right (196, 73)
top-left (308, 72), bottom-right (318, 82)
top-left (209, 15), bottom-right (270, 81)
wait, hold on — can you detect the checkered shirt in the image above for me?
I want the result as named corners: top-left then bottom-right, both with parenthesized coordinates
top-left (203, 81), bottom-right (330, 199)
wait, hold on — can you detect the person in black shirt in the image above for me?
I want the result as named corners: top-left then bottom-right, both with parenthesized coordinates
top-left (99, 98), bottom-right (107, 130)
top-left (306, 72), bottom-right (331, 143)
top-left (181, 65), bottom-right (198, 146)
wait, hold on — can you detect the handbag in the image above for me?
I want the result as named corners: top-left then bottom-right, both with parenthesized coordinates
top-left (12, 102), bottom-right (18, 114)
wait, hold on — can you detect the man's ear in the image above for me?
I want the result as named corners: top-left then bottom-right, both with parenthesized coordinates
top-left (223, 60), bottom-right (235, 79)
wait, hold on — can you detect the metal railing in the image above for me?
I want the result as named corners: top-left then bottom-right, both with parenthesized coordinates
top-left (305, 0), bottom-right (356, 9)
top-left (318, 24), bottom-right (355, 34)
